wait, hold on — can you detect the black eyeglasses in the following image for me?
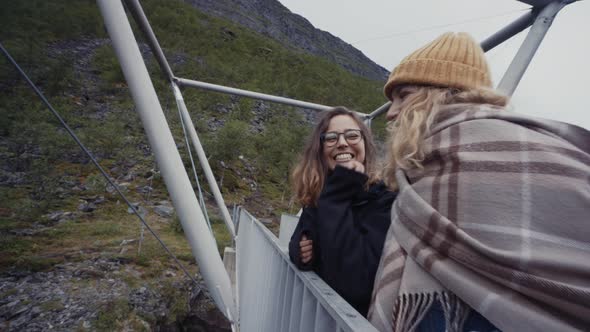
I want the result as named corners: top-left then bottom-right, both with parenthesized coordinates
top-left (320, 129), bottom-right (363, 147)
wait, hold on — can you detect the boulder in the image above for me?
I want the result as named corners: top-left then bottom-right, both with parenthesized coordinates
top-left (154, 205), bottom-right (174, 218)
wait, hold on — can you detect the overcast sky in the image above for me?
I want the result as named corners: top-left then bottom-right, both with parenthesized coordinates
top-left (278, 0), bottom-right (590, 130)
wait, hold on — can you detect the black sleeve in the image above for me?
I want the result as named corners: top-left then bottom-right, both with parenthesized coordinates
top-left (314, 165), bottom-right (366, 275)
top-left (314, 166), bottom-right (388, 315)
top-left (288, 206), bottom-right (317, 271)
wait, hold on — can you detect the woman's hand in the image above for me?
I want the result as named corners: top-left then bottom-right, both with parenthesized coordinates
top-left (300, 234), bottom-right (313, 264)
top-left (341, 160), bottom-right (365, 174)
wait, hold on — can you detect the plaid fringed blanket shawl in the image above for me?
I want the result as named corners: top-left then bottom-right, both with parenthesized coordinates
top-left (368, 106), bottom-right (590, 332)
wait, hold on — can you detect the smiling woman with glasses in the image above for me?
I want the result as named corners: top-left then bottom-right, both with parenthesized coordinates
top-left (288, 107), bottom-right (397, 317)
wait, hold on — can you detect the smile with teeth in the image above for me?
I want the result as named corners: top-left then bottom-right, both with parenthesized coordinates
top-left (334, 153), bottom-right (353, 161)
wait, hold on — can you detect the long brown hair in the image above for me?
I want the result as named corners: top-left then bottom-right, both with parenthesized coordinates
top-left (383, 85), bottom-right (509, 189)
top-left (292, 107), bottom-right (378, 207)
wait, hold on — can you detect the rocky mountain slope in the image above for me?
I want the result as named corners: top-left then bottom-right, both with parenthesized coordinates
top-left (185, 0), bottom-right (389, 81)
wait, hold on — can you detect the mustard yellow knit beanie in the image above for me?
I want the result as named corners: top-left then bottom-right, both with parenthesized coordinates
top-left (384, 32), bottom-right (493, 100)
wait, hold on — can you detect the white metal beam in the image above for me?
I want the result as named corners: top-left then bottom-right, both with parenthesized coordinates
top-left (498, 0), bottom-right (569, 95)
top-left (96, 0), bottom-right (236, 321)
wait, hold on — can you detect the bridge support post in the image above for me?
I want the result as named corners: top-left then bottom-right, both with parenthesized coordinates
top-left (96, 0), bottom-right (236, 321)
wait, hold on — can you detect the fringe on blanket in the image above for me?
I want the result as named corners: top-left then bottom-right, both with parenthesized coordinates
top-left (392, 292), bottom-right (470, 332)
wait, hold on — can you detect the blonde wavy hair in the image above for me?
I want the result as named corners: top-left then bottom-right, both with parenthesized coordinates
top-left (383, 85), bottom-right (509, 190)
top-left (292, 107), bottom-right (379, 207)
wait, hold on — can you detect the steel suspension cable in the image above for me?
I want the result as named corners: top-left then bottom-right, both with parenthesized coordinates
top-left (173, 83), bottom-right (213, 234)
top-left (0, 42), bottom-right (199, 286)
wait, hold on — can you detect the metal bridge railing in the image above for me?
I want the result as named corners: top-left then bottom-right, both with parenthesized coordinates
top-left (236, 208), bottom-right (378, 332)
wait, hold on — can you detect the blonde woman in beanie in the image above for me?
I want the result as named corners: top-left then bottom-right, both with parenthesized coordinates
top-left (368, 32), bottom-right (590, 332)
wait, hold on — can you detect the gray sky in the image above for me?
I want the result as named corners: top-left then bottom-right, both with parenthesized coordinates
top-left (278, 0), bottom-right (590, 130)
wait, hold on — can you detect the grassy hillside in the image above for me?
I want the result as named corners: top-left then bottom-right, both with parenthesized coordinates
top-left (0, 0), bottom-right (390, 328)
top-left (0, 0), bottom-right (391, 296)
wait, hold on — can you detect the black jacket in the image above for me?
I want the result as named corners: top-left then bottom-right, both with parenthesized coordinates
top-left (288, 166), bottom-right (397, 316)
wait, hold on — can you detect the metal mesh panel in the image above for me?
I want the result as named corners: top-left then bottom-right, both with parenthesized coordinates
top-left (236, 208), bottom-right (378, 332)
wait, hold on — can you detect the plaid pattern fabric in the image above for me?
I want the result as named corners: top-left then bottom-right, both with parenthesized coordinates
top-left (368, 106), bottom-right (590, 332)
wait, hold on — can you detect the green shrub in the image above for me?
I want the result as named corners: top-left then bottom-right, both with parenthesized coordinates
top-left (40, 299), bottom-right (65, 312)
top-left (211, 222), bottom-right (232, 255)
top-left (160, 280), bottom-right (190, 324)
top-left (208, 119), bottom-right (254, 164)
top-left (90, 222), bottom-right (122, 237)
top-left (84, 172), bottom-right (108, 194)
top-left (92, 45), bottom-right (126, 89)
top-left (14, 255), bottom-right (64, 272)
top-left (170, 213), bottom-right (183, 234)
top-left (94, 298), bottom-right (132, 331)
top-left (254, 110), bottom-right (310, 185)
